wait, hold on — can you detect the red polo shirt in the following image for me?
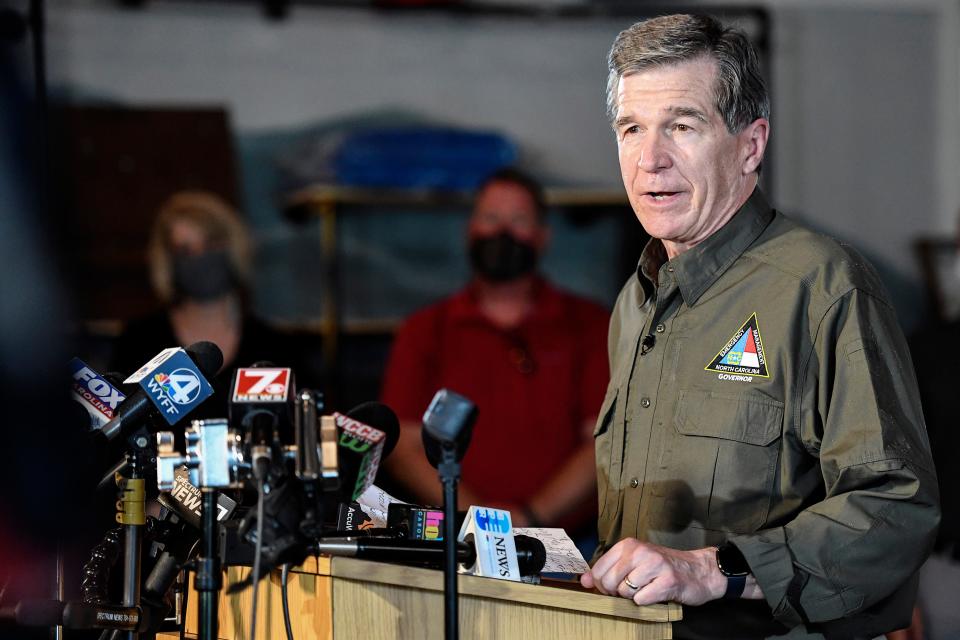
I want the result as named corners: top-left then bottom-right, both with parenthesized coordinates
top-left (381, 278), bottom-right (610, 510)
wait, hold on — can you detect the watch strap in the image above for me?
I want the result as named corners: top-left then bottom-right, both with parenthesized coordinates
top-left (722, 573), bottom-right (746, 599)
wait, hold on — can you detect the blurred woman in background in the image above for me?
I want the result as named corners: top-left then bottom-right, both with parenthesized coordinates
top-left (113, 190), bottom-right (305, 414)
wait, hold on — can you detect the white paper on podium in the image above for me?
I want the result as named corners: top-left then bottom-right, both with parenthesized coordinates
top-left (356, 484), bottom-right (404, 527)
top-left (512, 527), bottom-right (590, 574)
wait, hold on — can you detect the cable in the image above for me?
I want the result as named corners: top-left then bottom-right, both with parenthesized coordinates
top-left (281, 563), bottom-right (294, 640)
top-left (81, 526), bottom-right (124, 605)
top-left (179, 569), bottom-right (189, 640)
top-left (249, 473), bottom-right (267, 640)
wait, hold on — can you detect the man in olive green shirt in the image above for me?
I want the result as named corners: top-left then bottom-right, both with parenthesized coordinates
top-left (579, 14), bottom-right (940, 638)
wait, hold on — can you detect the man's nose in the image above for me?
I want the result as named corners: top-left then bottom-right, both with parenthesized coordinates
top-left (637, 133), bottom-right (671, 172)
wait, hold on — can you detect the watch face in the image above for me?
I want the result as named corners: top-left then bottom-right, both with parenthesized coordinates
top-left (717, 542), bottom-right (750, 576)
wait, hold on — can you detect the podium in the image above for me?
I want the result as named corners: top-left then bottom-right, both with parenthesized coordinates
top-left (159, 556), bottom-right (682, 639)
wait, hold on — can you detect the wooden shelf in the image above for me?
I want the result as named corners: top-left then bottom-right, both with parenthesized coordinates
top-left (286, 183), bottom-right (629, 214)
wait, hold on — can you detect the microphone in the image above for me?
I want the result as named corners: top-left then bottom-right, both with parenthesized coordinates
top-left (640, 334), bottom-right (655, 355)
top-left (227, 400), bottom-right (402, 588)
top-left (421, 389), bottom-right (477, 468)
top-left (98, 341), bottom-right (223, 443)
top-left (3, 600), bottom-right (157, 632)
top-left (69, 358), bottom-right (126, 430)
top-left (228, 365), bottom-right (295, 447)
top-left (314, 534), bottom-right (546, 577)
top-left (62, 601), bottom-right (154, 631)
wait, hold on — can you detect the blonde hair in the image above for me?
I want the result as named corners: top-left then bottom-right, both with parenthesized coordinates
top-left (147, 190), bottom-right (252, 303)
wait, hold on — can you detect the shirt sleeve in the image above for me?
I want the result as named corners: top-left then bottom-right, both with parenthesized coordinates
top-left (731, 288), bottom-right (940, 626)
top-left (380, 309), bottom-right (441, 423)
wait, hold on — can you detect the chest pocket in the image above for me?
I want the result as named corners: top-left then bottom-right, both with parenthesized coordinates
top-left (672, 389), bottom-right (783, 533)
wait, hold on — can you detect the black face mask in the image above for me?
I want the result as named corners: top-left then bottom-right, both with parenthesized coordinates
top-left (171, 249), bottom-right (236, 302)
top-left (469, 232), bottom-right (538, 283)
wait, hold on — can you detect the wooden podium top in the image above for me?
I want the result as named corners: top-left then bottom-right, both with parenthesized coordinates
top-left (304, 555), bottom-right (682, 624)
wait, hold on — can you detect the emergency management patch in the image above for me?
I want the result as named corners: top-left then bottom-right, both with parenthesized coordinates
top-left (705, 313), bottom-right (769, 379)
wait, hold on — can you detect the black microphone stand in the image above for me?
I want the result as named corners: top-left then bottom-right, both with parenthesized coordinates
top-left (116, 443), bottom-right (149, 640)
top-left (437, 445), bottom-right (461, 640)
top-left (421, 389), bottom-right (477, 640)
top-left (196, 488), bottom-right (221, 640)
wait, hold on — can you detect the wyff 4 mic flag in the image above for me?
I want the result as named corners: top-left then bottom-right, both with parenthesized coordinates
top-left (124, 348), bottom-right (214, 425)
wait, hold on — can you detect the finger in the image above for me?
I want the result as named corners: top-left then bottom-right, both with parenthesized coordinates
top-left (579, 572), bottom-right (595, 589)
top-left (616, 573), bottom-right (646, 599)
top-left (589, 545), bottom-right (627, 595)
top-left (632, 575), bottom-right (675, 607)
top-left (600, 551), bottom-right (650, 595)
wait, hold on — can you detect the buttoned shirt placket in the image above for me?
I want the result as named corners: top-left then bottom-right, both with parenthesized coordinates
top-left (619, 262), bottom-right (684, 536)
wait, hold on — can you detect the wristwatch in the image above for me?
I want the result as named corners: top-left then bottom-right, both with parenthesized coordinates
top-left (715, 541), bottom-right (750, 599)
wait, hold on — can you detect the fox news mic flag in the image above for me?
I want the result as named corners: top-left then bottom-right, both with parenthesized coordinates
top-left (69, 358), bottom-right (125, 429)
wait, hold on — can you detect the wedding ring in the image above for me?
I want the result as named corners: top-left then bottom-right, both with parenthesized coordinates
top-left (622, 576), bottom-right (641, 591)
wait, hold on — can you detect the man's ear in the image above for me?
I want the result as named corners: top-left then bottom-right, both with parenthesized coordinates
top-left (740, 118), bottom-right (770, 175)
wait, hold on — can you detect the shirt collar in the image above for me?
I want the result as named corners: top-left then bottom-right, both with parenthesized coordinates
top-left (636, 187), bottom-right (775, 306)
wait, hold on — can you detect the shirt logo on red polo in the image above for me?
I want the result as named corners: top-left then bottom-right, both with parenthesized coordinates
top-left (705, 313), bottom-right (769, 379)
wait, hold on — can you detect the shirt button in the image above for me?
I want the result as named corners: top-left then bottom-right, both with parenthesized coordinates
top-left (629, 478), bottom-right (639, 488)
top-left (655, 323), bottom-right (665, 333)
top-left (640, 397), bottom-right (651, 408)
top-left (667, 266), bottom-right (674, 273)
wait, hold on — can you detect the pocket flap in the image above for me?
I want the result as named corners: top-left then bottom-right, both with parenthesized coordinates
top-left (675, 390), bottom-right (783, 446)
top-left (593, 387), bottom-right (618, 437)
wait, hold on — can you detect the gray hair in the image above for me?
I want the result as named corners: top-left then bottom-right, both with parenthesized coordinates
top-left (606, 14), bottom-right (770, 134)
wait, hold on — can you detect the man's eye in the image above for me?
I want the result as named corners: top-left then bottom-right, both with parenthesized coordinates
top-left (621, 125), bottom-right (640, 137)
top-left (673, 123), bottom-right (692, 132)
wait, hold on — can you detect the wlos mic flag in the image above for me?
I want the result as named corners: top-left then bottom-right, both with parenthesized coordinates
top-left (124, 348), bottom-right (214, 425)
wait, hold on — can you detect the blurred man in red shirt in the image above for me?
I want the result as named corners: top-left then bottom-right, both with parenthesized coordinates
top-left (381, 168), bottom-right (610, 530)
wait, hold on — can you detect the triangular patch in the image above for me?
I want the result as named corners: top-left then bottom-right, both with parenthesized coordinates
top-left (705, 313), bottom-right (769, 378)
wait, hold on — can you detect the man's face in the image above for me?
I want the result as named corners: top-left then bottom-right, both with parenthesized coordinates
top-left (468, 180), bottom-right (547, 250)
top-left (614, 57), bottom-right (767, 257)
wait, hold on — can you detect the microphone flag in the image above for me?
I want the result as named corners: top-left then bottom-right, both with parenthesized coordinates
top-left (124, 348), bottom-right (213, 425)
top-left (457, 506), bottom-right (521, 581)
top-left (69, 358), bottom-right (126, 429)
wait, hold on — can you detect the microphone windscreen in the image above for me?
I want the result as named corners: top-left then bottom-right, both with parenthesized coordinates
top-left (514, 534), bottom-right (547, 575)
top-left (347, 401), bottom-right (400, 458)
top-left (185, 341), bottom-right (224, 377)
top-left (421, 430), bottom-right (471, 468)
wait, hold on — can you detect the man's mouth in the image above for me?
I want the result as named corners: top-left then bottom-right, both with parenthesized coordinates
top-left (646, 191), bottom-right (680, 201)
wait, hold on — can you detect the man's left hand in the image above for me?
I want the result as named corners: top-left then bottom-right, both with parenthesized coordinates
top-left (579, 538), bottom-right (726, 606)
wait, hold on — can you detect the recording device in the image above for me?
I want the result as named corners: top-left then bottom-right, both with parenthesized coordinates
top-left (387, 503), bottom-right (446, 541)
top-left (98, 341), bottom-right (223, 443)
top-left (335, 502), bottom-right (378, 532)
top-left (313, 534), bottom-right (547, 577)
